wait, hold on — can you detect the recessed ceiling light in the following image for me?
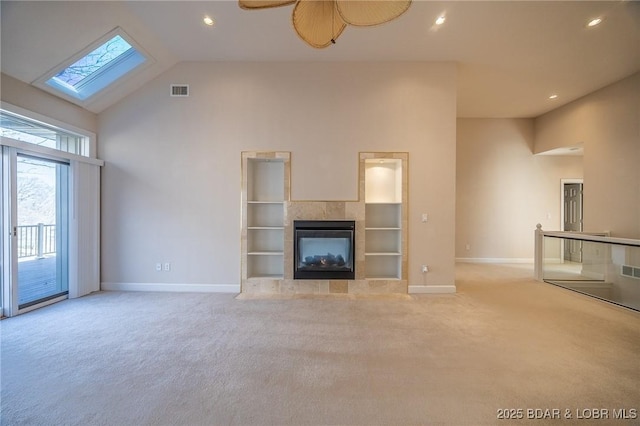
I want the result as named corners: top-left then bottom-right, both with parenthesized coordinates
top-left (204, 16), bottom-right (215, 26)
top-left (587, 17), bottom-right (603, 27)
top-left (549, 94), bottom-right (558, 100)
top-left (435, 15), bottom-right (446, 26)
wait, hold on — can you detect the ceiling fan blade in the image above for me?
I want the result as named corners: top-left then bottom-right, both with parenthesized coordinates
top-left (292, 0), bottom-right (347, 48)
top-left (239, 0), bottom-right (296, 10)
top-left (336, 0), bottom-right (411, 26)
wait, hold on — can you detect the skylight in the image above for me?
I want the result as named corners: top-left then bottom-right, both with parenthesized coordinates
top-left (42, 30), bottom-right (147, 101)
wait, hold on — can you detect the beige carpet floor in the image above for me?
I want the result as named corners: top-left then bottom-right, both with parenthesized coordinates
top-left (1, 263), bottom-right (639, 425)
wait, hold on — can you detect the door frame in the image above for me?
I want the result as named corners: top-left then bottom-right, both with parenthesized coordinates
top-left (560, 178), bottom-right (584, 263)
top-left (1, 146), bottom-right (11, 317)
top-left (560, 178), bottom-right (584, 231)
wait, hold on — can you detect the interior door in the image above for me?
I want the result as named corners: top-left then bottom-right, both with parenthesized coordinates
top-left (563, 183), bottom-right (583, 262)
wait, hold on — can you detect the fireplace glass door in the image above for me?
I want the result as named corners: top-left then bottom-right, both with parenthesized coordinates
top-left (294, 221), bottom-right (355, 279)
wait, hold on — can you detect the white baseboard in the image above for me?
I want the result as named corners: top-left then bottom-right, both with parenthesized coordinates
top-left (101, 282), bottom-right (240, 293)
top-left (103, 282), bottom-right (458, 295)
top-left (456, 258), bottom-right (534, 264)
top-left (409, 285), bottom-right (456, 294)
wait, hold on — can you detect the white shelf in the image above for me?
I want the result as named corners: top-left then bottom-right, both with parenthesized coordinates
top-left (365, 202), bottom-right (402, 205)
top-left (248, 251), bottom-right (284, 256)
top-left (247, 201), bottom-right (284, 204)
top-left (248, 226), bottom-right (284, 230)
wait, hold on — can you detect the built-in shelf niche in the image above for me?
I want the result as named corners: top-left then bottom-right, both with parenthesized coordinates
top-left (247, 202), bottom-right (284, 228)
top-left (365, 158), bottom-right (402, 203)
top-left (247, 228), bottom-right (284, 253)
top-left (247, 159), bottom-right (285, 202)
top-left (365, 256), bottom-right (402, 280)
top-left (364, 227), bottom-right (401, 254)
top-left (363, 156), bottom-right (405, 280)
top-left (242, 153), bottom-right (289, 281)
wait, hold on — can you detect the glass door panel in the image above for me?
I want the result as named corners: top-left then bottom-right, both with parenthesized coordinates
top-left (0, 148), bottom-right (4, 315)
top-left (16, 154), bottom-right (69, 308)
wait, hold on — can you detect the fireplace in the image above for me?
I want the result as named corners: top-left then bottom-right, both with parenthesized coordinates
top-left (294, 220), bottom-right (355, 280)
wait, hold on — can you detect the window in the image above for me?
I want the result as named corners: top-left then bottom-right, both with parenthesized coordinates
top-left (0, 111), bottom-right (89, 157)
top-left (36, 28), bottom-right (148, 102)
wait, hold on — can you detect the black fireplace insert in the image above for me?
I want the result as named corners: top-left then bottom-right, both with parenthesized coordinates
top-left (293, 220), bottom-right (355, 280)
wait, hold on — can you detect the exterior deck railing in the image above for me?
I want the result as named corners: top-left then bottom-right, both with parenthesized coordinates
top-left (17, 224), bottom-right (56, 258)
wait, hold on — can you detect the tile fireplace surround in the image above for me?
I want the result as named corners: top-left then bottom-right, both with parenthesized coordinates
top-left (241, 151), bottom-right (408, 295)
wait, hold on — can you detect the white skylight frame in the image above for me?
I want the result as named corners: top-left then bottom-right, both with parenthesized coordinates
top-left (34, 27), bottom-right (152, 105)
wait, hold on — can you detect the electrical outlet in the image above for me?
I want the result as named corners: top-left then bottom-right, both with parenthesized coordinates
top-left (163, 262), bottom-right (171, 272)
top-left (421, 265), bottom-right (429, 273)
top-left (155, 263), bottom-right (162, 272)
top-left (421, 213), bottom-right (428, 223)
top-left (466, 244), bottom-right (471, 251)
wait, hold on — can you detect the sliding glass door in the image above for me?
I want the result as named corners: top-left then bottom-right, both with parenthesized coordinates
top-left (1, 147), bottom-right (70, 316)
top-left (2, 106), bottom-right (101, 317)
top-left (16, 154), bottom-right (69, 308)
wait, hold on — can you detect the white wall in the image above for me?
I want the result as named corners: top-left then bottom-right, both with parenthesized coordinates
top-left (98, 62), bottom-right (457, 288)
top-left (456, 118), bottom-right (583, 261)
top-left (535, 72), bottom-right (640, 238)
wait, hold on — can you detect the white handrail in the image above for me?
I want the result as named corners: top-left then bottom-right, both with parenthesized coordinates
top-left (540, 230), bottom-right (640, 247)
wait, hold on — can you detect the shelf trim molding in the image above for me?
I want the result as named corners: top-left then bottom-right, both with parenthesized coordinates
top-left (247, 226), bottom-right (285, 230)
top-left (247, 200), bottom-right (285, 204)
top-left (365, 252), bottom-right (402, 256)
top-left (248, 252), bottom-right (284, 256)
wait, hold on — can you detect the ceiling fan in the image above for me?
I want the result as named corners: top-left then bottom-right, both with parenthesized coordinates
top-left (239, 0), bottom-right (412, 48)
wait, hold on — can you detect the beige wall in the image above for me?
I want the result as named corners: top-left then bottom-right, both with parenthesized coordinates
top-left (0, 73), bottom-right (97, 132)
top-left (535, 72), bottom-right (640, 238)
top-left (457, 118), bottom-right (583, 260)
top-left (98, 62), bottom-right (457, 287)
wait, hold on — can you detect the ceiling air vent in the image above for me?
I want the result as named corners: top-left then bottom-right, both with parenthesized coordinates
top-left (170, 84), bottom-right (189, 97)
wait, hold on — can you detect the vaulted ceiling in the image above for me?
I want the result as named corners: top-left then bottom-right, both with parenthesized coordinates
top-left (2, 1), bottom-right (639, 118)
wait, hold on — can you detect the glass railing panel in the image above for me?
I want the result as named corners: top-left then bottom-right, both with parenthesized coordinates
top-left (542, 235), bottom-right (640, 311)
